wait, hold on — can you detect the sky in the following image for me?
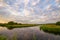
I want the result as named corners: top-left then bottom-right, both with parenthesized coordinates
top-left (0, 0), bottom-right (60, 24)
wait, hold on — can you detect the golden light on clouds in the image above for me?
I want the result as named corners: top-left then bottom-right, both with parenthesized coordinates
top-left (0, 16), bottom-right (9, 23)
top-left (0, 18), bottom-right (9, 23)
top-left (0, 0), bottom-right (3, 2)
top-left (0, 19), bottom-right (8, 23)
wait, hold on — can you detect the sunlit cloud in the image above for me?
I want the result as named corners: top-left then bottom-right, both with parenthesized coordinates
top-left (0, 15), bottom-right (10, 23)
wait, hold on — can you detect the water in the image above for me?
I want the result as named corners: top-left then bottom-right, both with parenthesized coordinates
top-left (0, 26), bottom-right (60, 40)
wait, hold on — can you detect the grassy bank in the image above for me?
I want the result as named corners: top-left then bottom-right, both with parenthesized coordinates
top-left (4, 24), bottom-right (38, 29)
top-left (0, 21), bottom-right (39, 29)
top-left (0, 24), bottom-right (38, 29)
top-left (0, 24), bottom-right (39, 29)
top-left (40, 24), bottom-right (60, 35)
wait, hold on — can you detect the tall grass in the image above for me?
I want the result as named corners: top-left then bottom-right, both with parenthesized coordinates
top-left (33, 33), bottom-right (37, 40)
top-left (12, 33), bottom-right (17, 40)
top-left (0, 34), bottom-right (17, 40)
top-left (0, 35), bottom-right (8, 40)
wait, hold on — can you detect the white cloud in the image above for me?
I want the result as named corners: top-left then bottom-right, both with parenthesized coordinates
top-left (45, 4), bottom-right (52, 10)
top-left (55, 0), bottom-right (59, 2)
top-left (24, 0), bottom-right (29, 7)
top-left (0, 0), bottom-right (6, 7)
top-left (23, 9), bottom-right (31, 16)
top-left (0, 2), bottom-right (3, 7)
top-left (58, 5), bottom-right (60, 7)
top-left (30, 15), bottom-right (48, 23)
top-left (5, 4), bottom-right (21, 16)
top-left (0, 0), bottom-right (20, 16)
top-left (31, 0), bottom-right (40, 6)
top-left (55, 0), bottom-right (60, 5)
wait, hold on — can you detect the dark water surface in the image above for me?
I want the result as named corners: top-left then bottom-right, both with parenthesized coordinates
top-left (0, 26), bottom-right (60, 40)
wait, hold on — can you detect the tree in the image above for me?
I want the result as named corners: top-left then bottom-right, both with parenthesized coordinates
top-left (7, 21), bottom-right (22, 25)
top-left (8, 21), bottom-right (15, 25)
top-left (56, 21), bottom-right (60, 25)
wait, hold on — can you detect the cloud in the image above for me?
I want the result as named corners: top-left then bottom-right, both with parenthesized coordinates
top-left (0, 0), bottom-right (60, 23)
top-left (0, 2), bottom-right (3, 7)
top-left (0, 0), bottom-right (20, 16)
top-left (31, 0), bottom-right (40, 6)
top-left (0, 15), bottom-right (10, 23)
top-left (24, 0), bottom-right (29, 7)
top-left (22, 9), bottom-right (31, 16)
top-left (55, 0), bottom-right (60, 3)
top-left (58, 5), bottom-right (60, 7)
top-left (55, 0), bottom-right (60, 5)
top-left (45, 4), bottom-right (52, 10)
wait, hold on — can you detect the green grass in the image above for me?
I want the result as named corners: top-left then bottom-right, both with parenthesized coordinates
top-left (40, 24), bottom-right (60, 35)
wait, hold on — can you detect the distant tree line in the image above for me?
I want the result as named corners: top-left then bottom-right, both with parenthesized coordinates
top-left (0, 21), bottom-right (22, 26)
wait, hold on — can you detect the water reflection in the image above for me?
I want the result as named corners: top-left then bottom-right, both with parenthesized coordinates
top-left (0, 26), bottom-right (60, 40)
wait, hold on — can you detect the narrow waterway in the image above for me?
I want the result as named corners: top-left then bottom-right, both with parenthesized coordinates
top-left (0, 26), bottom-right (60, 40)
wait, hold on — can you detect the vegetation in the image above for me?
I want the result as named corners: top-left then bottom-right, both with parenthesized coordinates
top-left (0, 21), bottom-right (39, 29)
top-left (12, 33), bottom-right (17, 40)
top-left (40, 21), bottom-right (60, 35)
top-left (0, 33), bottom-right (37, 40)
top-left (33, 33), bottom-right (37, 40)
top-left (0, 34), bottom-right (17, 40)
top-left (0, 35), bottom-right (7, 40)
top-left (56, 21), bottom-right (60, 25)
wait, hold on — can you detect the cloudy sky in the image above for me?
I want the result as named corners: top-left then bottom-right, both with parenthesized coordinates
top-left (0, 0), bottom-right (60, 24)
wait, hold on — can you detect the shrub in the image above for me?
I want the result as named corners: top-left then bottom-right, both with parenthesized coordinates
top-left (56, 21), bottom-right (60, 25)
top-left (8, 21), bottom-right (15, 25)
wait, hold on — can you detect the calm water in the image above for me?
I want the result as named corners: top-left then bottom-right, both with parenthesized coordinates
top-left (0, 26), bottom-right (60, 40)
